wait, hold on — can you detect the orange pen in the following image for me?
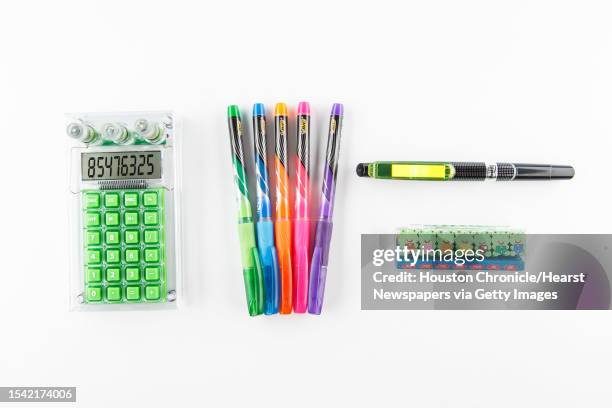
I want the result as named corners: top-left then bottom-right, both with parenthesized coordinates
top-left (273, 103), bottom-right (293, 314)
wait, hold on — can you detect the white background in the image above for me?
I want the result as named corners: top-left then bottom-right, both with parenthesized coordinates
top-left (1, 0), bottom-right (611, 407)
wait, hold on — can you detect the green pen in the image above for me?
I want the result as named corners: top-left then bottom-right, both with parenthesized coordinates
top-left (227, 105), bottom-right (264, 316)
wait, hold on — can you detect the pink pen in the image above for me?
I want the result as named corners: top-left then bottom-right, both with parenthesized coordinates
top-left (293, 101), bottom-right (311, 313)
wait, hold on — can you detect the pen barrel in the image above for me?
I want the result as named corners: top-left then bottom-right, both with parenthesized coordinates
top-left (255, 155), bottom-right (272, 218)
top-left (253, 113), bottom-right (272, 218)
top-left (228, 115), bottom-right (246, 163)
top-left (319, 113), bottom-right (343, 218)
top-left (295, 113), bottom-right (310, 220)
top-left (229, 107), bottom-right (263, 316)
top-left (294, 159), bottom-right (310, 219)
top-left (274, 219), bottom-right (293, 314)
top-left (452, 162), bottom-right (574, 180)
top-left (273, 155), bottom-right (290, 220)
top-left (308, 220), bottom-right (334, 314)
top-left (319, 164), bottom-right (337, 219)
top-left (274, 114), bottom-right (289, 170)
top-left (450, 162), bottom-right (487, 180)
top-left (256, 220), bottom-right (280, 315)
top-left (451, 162), bottom-right (515, 181)
top-left (293, 219), bottom-right (310, 313)
top-left (274, 112), bottom-right (293, 314)
top-left (228, 115), bottom-right (253, 219)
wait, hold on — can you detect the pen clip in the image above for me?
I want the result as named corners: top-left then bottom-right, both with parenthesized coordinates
top-left (256, 220), bottom-right (280, 314)
top-left (262, 247), bottom-right (280, 314)
top-left (308, 220), bottom-right (334, 314)
top-left (243, 246), bottom-right (264, 316)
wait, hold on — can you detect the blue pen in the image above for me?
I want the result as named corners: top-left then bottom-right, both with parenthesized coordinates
top-left (252, 103), bottom-right (281, 314)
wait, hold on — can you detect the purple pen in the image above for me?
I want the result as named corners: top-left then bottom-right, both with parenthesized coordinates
top-left (308, 103), bottom-right (344, 314)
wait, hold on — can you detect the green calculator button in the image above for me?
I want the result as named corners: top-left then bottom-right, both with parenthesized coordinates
top-left (125, 267), bottom-right (140, 282)
top-left (143, 211), bottom-right (159, 226)
top-left (104, 193), bottom-right (120, 208)
top-left (84, 212), bottom-right (101, 228)
top-left (105, 230), bottom-right (120, 245)
top-left (144, 266), bottom-right (160, 281)
top-left (106, 267), bottom-right (121, 282)
top-left (124, 192), bottom-right (139, 208)
top-left (86, 267), bottom-right (102, 283)
top-left (85, 230), bottom-right (101, 246)
top-left (144, 248), bottom-right (160, 263)
top-left (126, 286), bottom-right (141, 301)
top-left (125, 230), bottom-right (139, 245)
top-left (145, 285), bottom-right (161, 301)
top-left (143, 192), bottom-right (158, 207)
top-left (84, 193), bottom-right (100, 209)
top-left (82, 188), bottom-right (165, 305)
top-left (124, 212), bottom-right (139, 226)
top-left (125, 248), bottom-right (140, 263)
top-left (105, 212), bottom-right (120, 227)
top-left (144, 229), bottom-right (159, 244)
top-left (106, 286), bottom-right (122, 302)
top-left (86, 249), bottom-right (101, 264)
top-left (86, 286), bottom-right (102, 302)
top-left (106, 249), bottom-right (120, 264)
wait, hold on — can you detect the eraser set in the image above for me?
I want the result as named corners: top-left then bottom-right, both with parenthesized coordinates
top-left (396, 226), bottom-right (525, 271)
top-left (66, 112), bottom-right (182, 310)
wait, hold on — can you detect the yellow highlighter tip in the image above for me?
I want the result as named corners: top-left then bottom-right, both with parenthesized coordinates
top-left (274, 103), bottom-right (288, 116)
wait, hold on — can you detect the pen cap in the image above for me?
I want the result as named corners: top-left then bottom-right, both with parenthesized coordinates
top-left (257, 219), bottom-right (280, 315)
top-left (551, 165), bottom-right (575, 179)
top-left (253, 103), bottom-right (265, 117)
top-left (308, 220), bottom-right (334, 314)
top-left (514, 164), bottom-right (575, 180)
top-left (244, 247), bottom-right (264, 316)
top-left (356, 163), bottom-right (369, 177)
top-left (274, 103), bottom-right (288, 117)
top-left (274, 219), bottom-right (293, 314)
top-left (294, 108), bottom-right (310, 220)
top-left (297, 101), bottom-right (310, 116)
top-left (236, 221), bottom-right (264, 316)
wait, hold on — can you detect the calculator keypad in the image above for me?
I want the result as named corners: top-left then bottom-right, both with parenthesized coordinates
top-left (82, 189), bottom-right (166, 303)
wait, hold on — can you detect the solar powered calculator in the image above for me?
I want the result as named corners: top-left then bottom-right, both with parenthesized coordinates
top-left (67, 112), bottom-right (181, 310)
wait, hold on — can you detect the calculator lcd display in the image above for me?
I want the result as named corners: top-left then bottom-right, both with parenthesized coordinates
top-left (81, 151), bottom-right (162, 180)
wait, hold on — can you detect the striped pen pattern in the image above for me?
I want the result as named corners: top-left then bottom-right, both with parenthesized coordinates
top-left (274, 104), bottom-right (293, 314)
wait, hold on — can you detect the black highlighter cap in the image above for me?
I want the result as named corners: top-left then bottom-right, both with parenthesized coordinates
top-left (356, 163), bottom-right (368, 177)
top-left (551, 165), bottom-right (575, 179)
top-left (513, 164), bottom-right (575, 180)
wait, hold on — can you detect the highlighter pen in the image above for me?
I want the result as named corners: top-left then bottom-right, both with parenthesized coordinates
top-left (308, 103), bottom-right (344, 315)
top-left (356, 162), bottom-right (574, 181)
top-left (273, 103), bottom-right (293, 314)
top-left (293, 101), bottom-right (311, 313)
top-left (252, 103), bottom-right (280, 315)
top-left (227, 105), bottom-right (264, 316)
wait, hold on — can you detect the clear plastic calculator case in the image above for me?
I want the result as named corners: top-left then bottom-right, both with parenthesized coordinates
top-left (66, 112), bottom-right (182, 310)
